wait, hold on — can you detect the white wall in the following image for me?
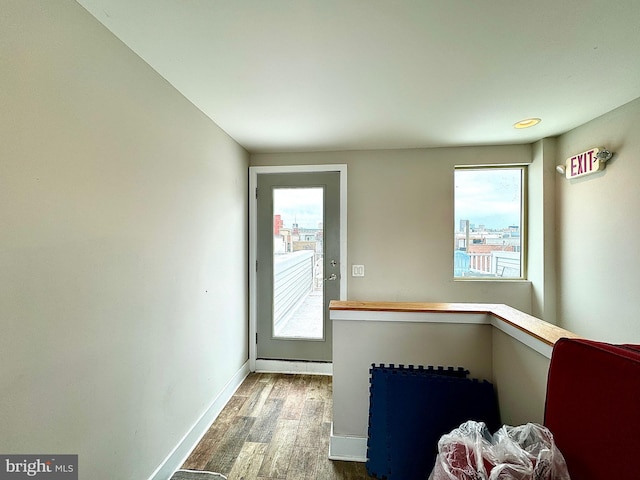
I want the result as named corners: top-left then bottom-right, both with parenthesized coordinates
top-left (555, 98), bottom-right (640, 342)
top-left (0, 2), bottom-right (249, 479)
top-left (491, 329), bottom-right (550, 425)
top-left (528, 138), bottom-right (558, 323)
top-left (252, 146), bottom-right (533, 312)
top-left (332, 318), bottom-right (492, 438)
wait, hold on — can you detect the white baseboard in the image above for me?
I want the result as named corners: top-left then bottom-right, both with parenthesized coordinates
top-left (147, 361), bottom-right (251, 480)
top-left (255, 359), bottom-right (332, 375)
top-left (328, 423), bottom-right (367, 462)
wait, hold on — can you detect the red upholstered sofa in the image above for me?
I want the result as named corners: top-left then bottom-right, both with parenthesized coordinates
top-left (544, 338), bottom-right (640, 480)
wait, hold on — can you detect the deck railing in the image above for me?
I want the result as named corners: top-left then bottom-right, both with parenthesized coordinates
top-left (456, 251), bottom-right (521, 277)
top-left (273, 250), bottom-right (314, 330)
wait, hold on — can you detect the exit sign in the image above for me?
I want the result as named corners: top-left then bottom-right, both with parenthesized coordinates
top-left (563, 147), bottom-right (606, 179)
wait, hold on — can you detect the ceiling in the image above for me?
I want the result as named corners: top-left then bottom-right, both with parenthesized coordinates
top-left (76, 0), bottom-right (640, 153)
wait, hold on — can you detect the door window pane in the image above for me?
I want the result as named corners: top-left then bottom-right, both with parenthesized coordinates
top-left (272, 187), bottom-right (324, 339)
top-left (454, 167), bottom-right (524, 278)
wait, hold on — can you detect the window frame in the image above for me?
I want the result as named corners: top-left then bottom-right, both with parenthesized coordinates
top-left (453, 164), bottom-right (527, 280)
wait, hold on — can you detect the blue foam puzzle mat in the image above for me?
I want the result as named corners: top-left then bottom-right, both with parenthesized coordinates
top-left (365, 364), bottom-right (472, 479)
top-left (365, 364), bottom-right (499, 480)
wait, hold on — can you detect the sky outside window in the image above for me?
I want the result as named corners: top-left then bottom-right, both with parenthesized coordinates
top-left (455, 168), bottom-right (522, 230)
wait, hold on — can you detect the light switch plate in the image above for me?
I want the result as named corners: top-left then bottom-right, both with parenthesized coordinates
top-left (352, 265), bottom-right (365, 277)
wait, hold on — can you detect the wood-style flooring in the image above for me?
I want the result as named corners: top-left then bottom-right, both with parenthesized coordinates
top-left (181, 372), bottom-right (373, 480)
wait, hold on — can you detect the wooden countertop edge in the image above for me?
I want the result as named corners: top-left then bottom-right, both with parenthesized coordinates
top-left (329, 300), bottom-right (581, 347)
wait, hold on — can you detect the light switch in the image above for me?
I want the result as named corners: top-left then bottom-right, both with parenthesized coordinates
top-left (352, 265), bottom-right (365, 277)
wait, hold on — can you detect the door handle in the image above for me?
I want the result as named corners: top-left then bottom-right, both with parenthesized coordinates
top-left (324, 273), bottom-right (337, 281)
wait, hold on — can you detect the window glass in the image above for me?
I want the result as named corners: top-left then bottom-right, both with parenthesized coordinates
top-left (454, 167), bottom-right (524, 278)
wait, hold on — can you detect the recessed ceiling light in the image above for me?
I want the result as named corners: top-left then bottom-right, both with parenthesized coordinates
top-left (514, 118), bottom-right (541, 129)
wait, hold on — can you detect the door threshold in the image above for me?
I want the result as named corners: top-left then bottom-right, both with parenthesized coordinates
top-left (255, 359), bottom-right (333, 375)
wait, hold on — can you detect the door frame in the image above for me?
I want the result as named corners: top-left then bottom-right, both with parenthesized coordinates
top-left (249, 164), bottom-right (348, 373)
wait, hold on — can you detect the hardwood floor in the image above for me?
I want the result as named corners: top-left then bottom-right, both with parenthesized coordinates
top-left (181, 373), bottom-right (373, 480)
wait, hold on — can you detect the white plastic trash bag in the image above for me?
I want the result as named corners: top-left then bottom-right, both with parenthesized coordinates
top-left (429, 421), bottom-right (570, 480)
top-left (490, 423), bottom-right (570, 480)
top-left (428, 421), bottom-right (496, 480)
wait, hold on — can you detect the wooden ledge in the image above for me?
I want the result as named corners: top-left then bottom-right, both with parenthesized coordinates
top-left (329, 300), bottom-right (580, 347)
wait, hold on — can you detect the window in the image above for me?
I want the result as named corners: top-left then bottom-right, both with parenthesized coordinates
top-left (454, 166), bottom-right (525, 279)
